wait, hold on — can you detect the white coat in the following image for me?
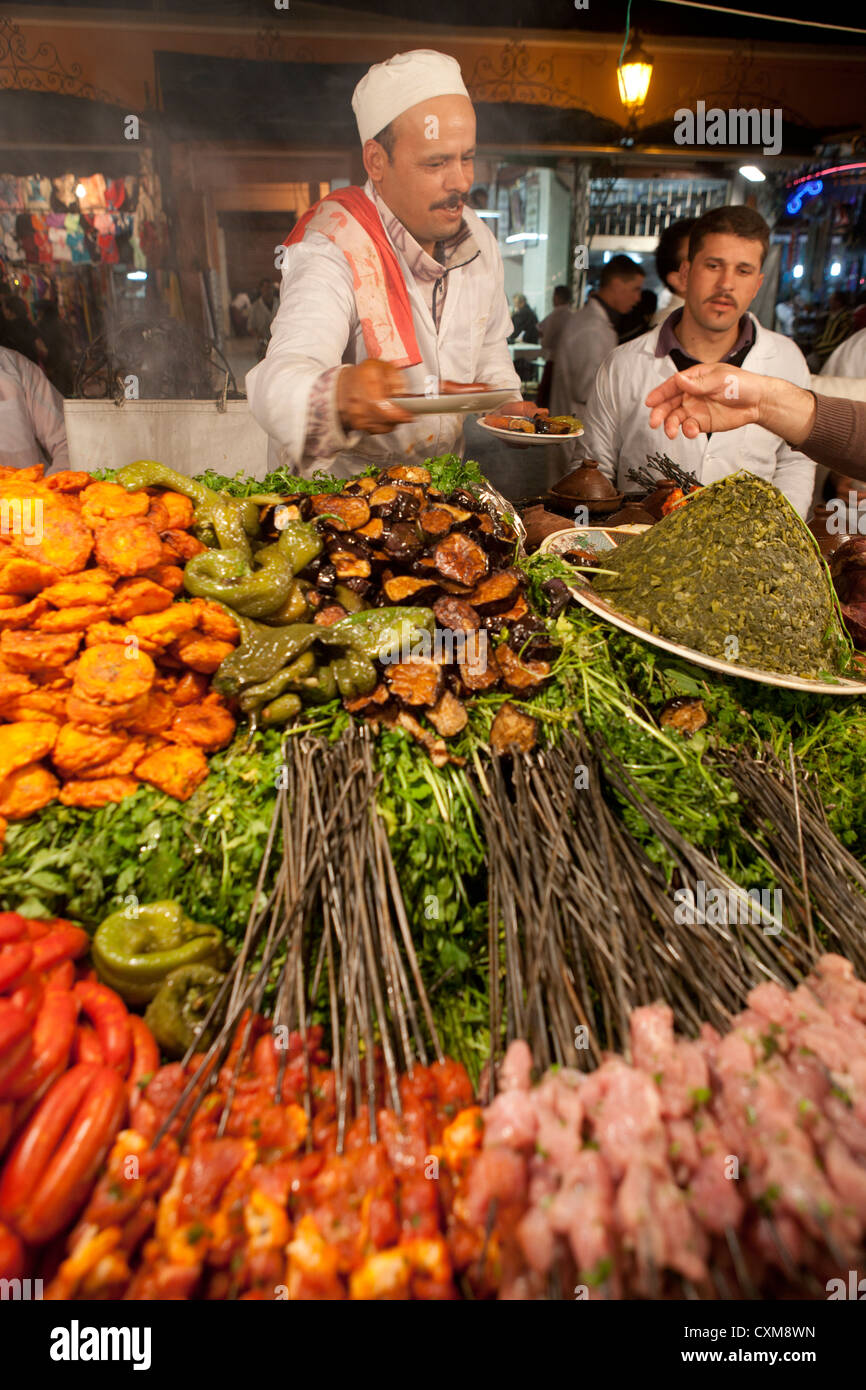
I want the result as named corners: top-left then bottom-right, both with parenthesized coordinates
top-left (245, 185), bottom-right (520, 477)
top-left (549, 295), bottom-right (617, 419)
top-left (578, 314), bottom-right (816, 517)
top-left (822, 327), bottom-right (866, 380)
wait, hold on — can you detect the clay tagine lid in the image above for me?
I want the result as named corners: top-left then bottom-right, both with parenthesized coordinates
top-left (808, 504), bottom-right (847, 558)
top-left (552, 459), bottom-right (619, 502)
top-left (642, 478), bottom-right (681, 519)
top-left (607, 500), bottom-right (657, 527)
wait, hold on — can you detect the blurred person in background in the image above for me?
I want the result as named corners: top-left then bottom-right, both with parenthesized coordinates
top-left (822, 324), bottom-right (866, 379)
top-left (578, 204), bottom-right (815, 516)
top-left (230, 289), bottom-right (252, 337)
top-left (650, 217), bottom-right (696, 328)
top-left (35, 300), bottom-right (76, 396)
top-left (248, 277), bottom-right (279, 361)
top-left (809, 289), bottom-right (854, 371)
top-left (537, 283), bottom-right (572, 409)
top-left (774, 289), bottom-right (798, 337)
top-left (0, 295), bottom-right (46, 368)
top-left (508, 293), bottom-right (539, 344)
top-left (618, 286), bottom-right (658, 343)
top-left (550, 254), bottom-right (644, 418)
top-left (0, 344), bottom-right (69, 469)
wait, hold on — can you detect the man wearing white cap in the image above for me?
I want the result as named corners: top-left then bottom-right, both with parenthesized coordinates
top-left (246, 49), bottom-right (524, 477)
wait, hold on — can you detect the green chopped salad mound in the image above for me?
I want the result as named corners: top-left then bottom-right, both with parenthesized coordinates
top-left (590, 472), bottom-right (851, 679)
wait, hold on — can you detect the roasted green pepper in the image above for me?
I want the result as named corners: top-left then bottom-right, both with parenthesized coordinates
top-left (260, 693), bottom-right (303, 726)
top-left (212, 617), bottom-right (321, 694)
top-left (316, 606), bottom-right (435, 659)
top-left (260, 579), bottom-right (310, 626)
top-left (115, 459), bottom-right (213, 509)
top-left (183, 523), bottom-right (320, 619)
top-left (332, 651), bottom-right (378, 699)
top-left (334, 584), bottom-right (365, 614)
top-left (91, 900), bottom-right (226, 1007)
top-left (144, 964), bottom-right (226, 1059)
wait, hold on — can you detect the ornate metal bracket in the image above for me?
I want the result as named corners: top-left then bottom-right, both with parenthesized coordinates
top-left (0, 15), bottom-right (118, 103)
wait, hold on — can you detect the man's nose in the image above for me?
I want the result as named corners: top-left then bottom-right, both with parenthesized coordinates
top-left (445, 161), bottom-right (473, 194)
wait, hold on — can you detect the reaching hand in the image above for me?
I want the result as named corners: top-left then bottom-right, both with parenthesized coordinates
top-left (337, 360), bottom-right (414, 434)
top-left (645, 363), bottom-right (764, 439)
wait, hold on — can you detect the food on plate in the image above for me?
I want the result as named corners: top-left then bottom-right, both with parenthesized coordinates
top-left (590, 472), bottom-right (851, 678)
top-left (482, 413), bottom-right (582, 435)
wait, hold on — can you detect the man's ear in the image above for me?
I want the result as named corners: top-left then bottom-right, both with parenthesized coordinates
top-left (363, 139), bottom-right (388, 184)
top-left (674, 260), bottom-right (691, 295)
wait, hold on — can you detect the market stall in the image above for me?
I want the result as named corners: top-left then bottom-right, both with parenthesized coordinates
top-left (1, 443), bottom-right (866, 1303)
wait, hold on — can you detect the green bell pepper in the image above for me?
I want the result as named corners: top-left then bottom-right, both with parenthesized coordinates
top-left (316, 606), bottom-right (435, 659)
top-left (144, 964), bottom-right (226, 1059)
top-left (332, 651), bottom-right (378, 699)
top-left (92, 900), bottom-right (227, 1007)
top-left (183, 523), bottom-right (320, 620)
top-left (212, 618), bottom-right (321, 695)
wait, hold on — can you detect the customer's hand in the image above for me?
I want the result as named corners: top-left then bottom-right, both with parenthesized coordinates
top-left (645, 363), bottom-right (764, 439)
top-left (337, 360), bottom-right (414, 434)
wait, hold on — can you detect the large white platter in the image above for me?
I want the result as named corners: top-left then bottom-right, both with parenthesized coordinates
top-left (539, 529), bottom-right (866, 695)
top-left (389, 388), bottom-right (514, 415)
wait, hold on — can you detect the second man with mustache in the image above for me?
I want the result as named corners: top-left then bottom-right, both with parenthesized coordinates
top-left (575, 205), bottom-right (816, 516)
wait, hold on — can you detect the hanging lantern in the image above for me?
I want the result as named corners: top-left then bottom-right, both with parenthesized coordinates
top-left (617, 31), bottom-right (653, 117)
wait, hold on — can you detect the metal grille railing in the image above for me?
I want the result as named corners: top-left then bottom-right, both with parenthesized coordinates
top-left (587, 178), bottom-right (729, 240)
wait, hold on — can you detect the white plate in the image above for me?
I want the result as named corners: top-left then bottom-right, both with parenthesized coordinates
top-left (389, 388), bottom-right (514, 416)
top-left (568, 578), bottom-right (866, 695)
top-left (539, 527), bottom-right (620, 554)
top-left (478, 418), bottom-right (584, 445)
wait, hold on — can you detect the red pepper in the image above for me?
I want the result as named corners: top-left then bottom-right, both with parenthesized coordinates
top-left (0, 1102), bottom-right (14, 1157)
top-left (23, 920), bottom-right (50, 941)
top-left (0, 914), bottom-right (28, 945)
top-left (7, 973), bottom-right (43, 1025)
top-left (73, 1024), bottom-right (105, 1067)
top-left (30, 926), bottom-right (89, 974)
top-left (5, 989), bottom-right (78, 1102)
top-left (0, 1002), bottom-right (31, 1098)
top-left (73, 981), bottom-right (131, 1075)
top-left (0, 1064), bottom-right (127, 1244)
top-left (126, 1015), bottom-right (160, 1094)
top-left (0, 942), bottom-right (34, 995)
top-left (0, 1218), bottom-right (23, 1280)
top-left (44, 959), bottom-right (76, 993)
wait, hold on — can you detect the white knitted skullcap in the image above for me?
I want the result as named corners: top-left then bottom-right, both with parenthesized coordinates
top-left (352, 49), bottom-right (471, 145)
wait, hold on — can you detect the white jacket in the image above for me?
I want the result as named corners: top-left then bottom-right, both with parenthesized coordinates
top-left (579, 314), bottom-right (816, 517)
top-left (0, 347), bottom-right (69, 470)
top-left (822, 327), bottom-right (866, 379)
top-left (245, 186), bottom-right (520, 477)
top-left (549, 295), bottom-right (617, 418)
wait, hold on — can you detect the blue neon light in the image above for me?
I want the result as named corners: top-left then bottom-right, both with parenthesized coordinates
top-left (786, 179), bottom-right (824, 216)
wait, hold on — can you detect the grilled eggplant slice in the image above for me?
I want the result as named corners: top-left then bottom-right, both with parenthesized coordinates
top-left (433, 533), bottom-right (488, 586)
top-left (490, 702), bottom-right (538, 753)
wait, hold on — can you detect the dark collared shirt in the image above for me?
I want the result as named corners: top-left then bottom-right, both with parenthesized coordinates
top-left (655, 306), bottom-right (755, 371)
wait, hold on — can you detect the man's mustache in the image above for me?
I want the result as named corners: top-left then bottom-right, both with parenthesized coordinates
top-left (706, 295), bottom-right (736, 305)
top-left (430, 196), bottom-right (463, 211)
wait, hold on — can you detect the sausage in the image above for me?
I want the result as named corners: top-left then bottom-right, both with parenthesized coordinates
top-left (490, 702), bottom-right (538, 753)
top-left (432, 533), bottom-right (488, 587)
top-left (385, 660), bottom-right (443, 707)
top-left (466, 568), bottom-right (520, 615)
top-left (310, 494), bottom-right (371, 531)
top-left (427, 690), bottom-right (468, 739)
top-left (432, 596), bottom-right (480, 632)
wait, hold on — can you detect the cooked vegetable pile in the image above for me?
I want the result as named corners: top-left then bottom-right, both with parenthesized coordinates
top-left (590, 472), bottom-right (851, 678)
top-left (114, 459), bottom-right (559, 765)
top-left (0, 466), bottom-right (239, 839)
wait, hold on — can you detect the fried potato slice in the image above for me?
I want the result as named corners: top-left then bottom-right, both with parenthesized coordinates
top-left (45, 470), bottom-right (91, 494)
top-left (59, 776), bottom-right (139, 808)
top-left (0, 629), bottom-right (81, 673)
top-left (0, 558), bottom-right (57, 595)
top-left (73, 643), bottom-right (155, 704)
top-left (9, 502), bottom-right (93, 575)
top-left (158, 492), bottom-right (196, 530)
top-left (139, 563), bottom-right (184, 594)
top-left (65, 691), bottom-right (149, 728)
top-left (165, 696), bottom-right (235, 753)
top-left (34, 604), bottom-right (112, 633)
top-left (111, 578), bottom-right (173, 620)
top-left (135, 743), bottom-right (209, 801)
top-left (159, 530), bottom-right (207, 563)
top-left (80, 482), bottom-right (150, 529)
top-left (125, 691), bottom-right (176, 735)
top-left (0, 597), bottom-right (23, 611)
top-left (0, 692), bottom-right (68, 721)
top-left (166, 671), bottom-right (209, 706)
top-left (81, 621), bottom-right (159, 656)
top-left (170, 632), bottom-right (234, 674)
top-left (0, 720), bottom-right (60, 781)
top-left (0, 596), bottom-right (48, 630)
top-left (0, 465), bottom-right (44, 484)
top-left (94, 517), bottom-right (163, 577)
top-left (127, 606), bottom-right (198, 647)
top-left (0, 761), bottom-right (59, 818)
top-left (79, 735), bottom-right (148, 779)
top-left (53, 724), bottom-right (129, 777)
top-left (41, 575), bottom-right (114, 608)
top-left (186, 598), bottom-right (240, 643)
